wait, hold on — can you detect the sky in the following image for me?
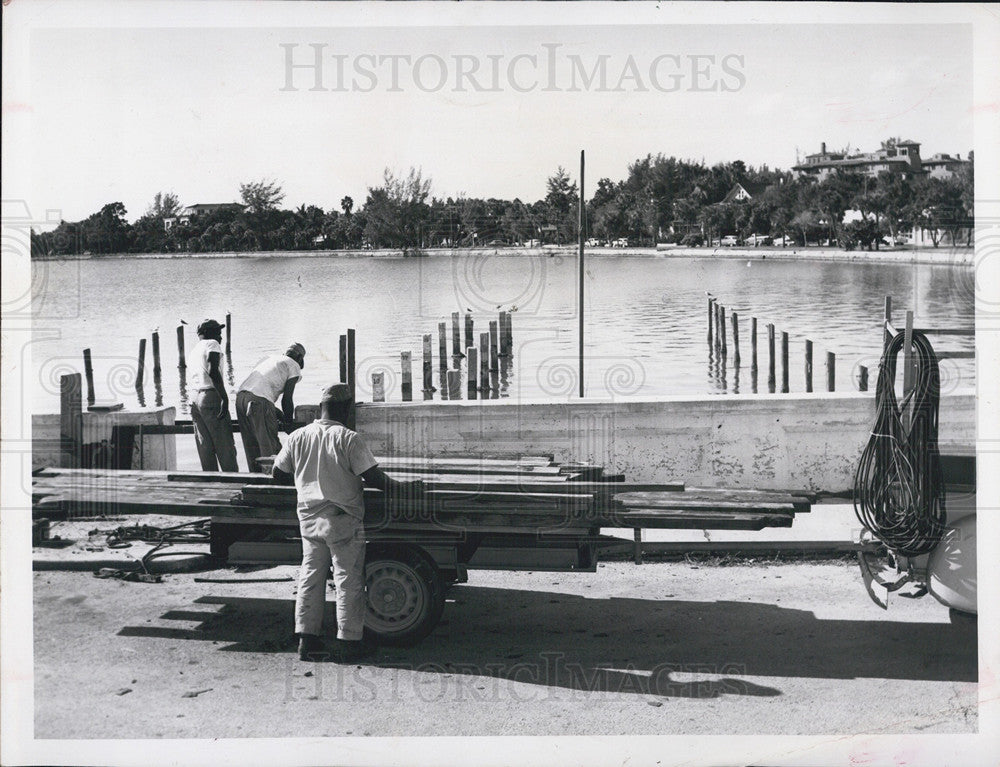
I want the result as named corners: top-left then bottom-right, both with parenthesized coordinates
top-left (8, 7), bottom-right (977, 223)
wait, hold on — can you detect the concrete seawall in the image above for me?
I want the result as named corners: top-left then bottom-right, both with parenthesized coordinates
top-left (32, 392), bottom-right (975, 493)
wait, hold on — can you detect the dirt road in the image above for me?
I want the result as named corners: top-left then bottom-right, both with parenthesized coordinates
top-left (31, 558), bottom-right (976, 740)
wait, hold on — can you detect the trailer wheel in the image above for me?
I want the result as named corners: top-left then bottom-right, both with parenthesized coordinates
top-left (364, 543), bottom-right (445, 646)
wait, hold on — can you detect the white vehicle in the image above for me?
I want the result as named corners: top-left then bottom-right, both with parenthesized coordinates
top-left (720, 235), bottom-right (740, 247)
top-left (612, 237), bottom-right (629, 247)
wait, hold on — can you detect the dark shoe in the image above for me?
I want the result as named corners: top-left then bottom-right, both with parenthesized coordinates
top-left (334, 639), bottom-right (377, 663)
top-left (298, 634), bottom-right (327, 661)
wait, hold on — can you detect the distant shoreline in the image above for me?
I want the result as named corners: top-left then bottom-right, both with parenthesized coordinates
top-left (32, 244), bottom-right (974, 267)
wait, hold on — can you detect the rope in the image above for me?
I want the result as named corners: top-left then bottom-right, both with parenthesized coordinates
top-left (97, 519), bottom-right (212, 573)
top-left (853, 331), bottom-right (946, 556)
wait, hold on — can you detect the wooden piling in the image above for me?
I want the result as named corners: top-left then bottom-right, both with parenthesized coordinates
top-left (489, 321), bottom-right (500, 393)
top-left (151, 331), bottom-right (162, 377)
top-left (781, 331), bottom-right (789, 393)
top-left (136, 338), bottom-right (146, 390)
top-left (498, 311), bottom-right (510, 356)
top-left (371, 372), bottom-right (385, 403)
top-left (467, 347), bottom-right (478, 399)
top-left (347, 329), bottom-right (356, 394)
top-left (400, 351), bottom-right (412, 402)
top-left (858, 365), bottom-right (869, 392)
top-left (176, 326), bottom-right (186, 369)
top-left (438, 322), bottom-right (449, 400)
top-left (883, 295), bottom-right (893, 352)
top-left (447, 370), bottom-right (462, 400)
top-left (766, 324), bottom-right (775, 393)
top-left (750, 317), bottom-right (758, 373)
top-left (805, 339), bottom-right (813, 393)
top-left (83, 348), bottom-right (95, 407)
top-left (422, 334), bottom-right (433, 400)
top-left (60, 373), bottom-right (82, 468)
top-left (479, 332), bottom-right (490, 395)
top-left (502, 311), bottom-right (513, 355)
top-left (225, 313), bottom-right (231, 353)
top-left (719, 307), bottom-right (727, 356)
top-left (707, 297), bottom-right (715, 346)
top-left (633, 528), bottom-right (643, 565)
top-left (464, 313), bottom-right (474, 351)
top-left (339, 334), bottom-right (347, 383)
top-left (714, 303), bottom-right (721, 354)
top-left (731, 312), bottom-right (741, 367)
top-left (451, 312), bottom-right (462, 356)
top-left (827, 352), bottom-right (836, 392)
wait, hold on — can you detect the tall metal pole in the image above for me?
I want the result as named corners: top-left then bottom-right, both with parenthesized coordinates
top-left (578, 149), bottom-right (585, 399)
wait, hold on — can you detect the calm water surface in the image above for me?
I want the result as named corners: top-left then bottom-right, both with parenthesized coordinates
top-left (30, 254), bottom-right (976, 414)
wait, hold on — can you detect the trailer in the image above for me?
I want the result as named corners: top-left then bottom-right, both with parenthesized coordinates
top-left (33, 458), bottom-right (815, 645)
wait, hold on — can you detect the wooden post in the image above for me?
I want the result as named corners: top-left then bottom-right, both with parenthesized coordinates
top-left (451, 312), bottom-right (461, 356)
top-left (719, 306), bottom-right (727, 356)
top-left (489, 320), bottom-right (500, 394)
top-left (464, 313), bottom-right (474, 351)
top-left (438, 322), bottom-right (449, 400)
top-left (805, 339), bottom-right (813, 393)
top-left (339, 334), bottom-right (347, 383)
top-left (347, 329), bottom-right (356, 395)
top-left (60, 373), bottom-right (82, 468)
top-left (225, 312), bottom-right (232, 353)
top-left (151, 331), bottom-right (162, 377)
top-left (467, 347), bottom-right (478, 399)
top-left (371, 372), bottom-right (385, 403)
top-left (479, 332), bottom-right (490, 395)
top-left (498, 311), bottom-right (510, 356)
top-left (578, 148), bottom-right (585, 400)
top-left (781, 331), bottom-right (789, 393)
top-left (176, 326), bottom-right (186, 369)
top-left (766, 324), bottom-right (775, 393)
top-left (750, 317), bottom-right (758, 391)
top-left (731, 312), bottom-right (740, 367)
top-left (502, 311), bottom-right (513, 356)
top-left (136, 338), bottom-right (146, 391)
top-left (827, 352), bottom-right (836, 392)
top-left (707, 297), bottom-right (715, 346)
top-left (400, 351), bottom-right (412, 402)
top-left (83, 348), bottom-right (95, 407)
top-left (858, 365), bottom-right (869, 392)
top-left (714, 303), bottom-right (721, 354)
top-left (447, 370), bottom-right (462, 400)
top-left (422, 334), bottom-right (433, 400)
top-left (633, 528), bottom-right (643, 565)
top-left (883, 295), bottom-right (893, 352)
top-left (902, 310), bottom-right (914, 399)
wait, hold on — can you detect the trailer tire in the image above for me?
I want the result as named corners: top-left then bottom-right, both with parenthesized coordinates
top-left (364, 543), bottom-right (445, 646)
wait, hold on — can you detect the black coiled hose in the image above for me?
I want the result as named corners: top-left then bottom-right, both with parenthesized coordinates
top-left (853, 331), bottom-right (946, 556)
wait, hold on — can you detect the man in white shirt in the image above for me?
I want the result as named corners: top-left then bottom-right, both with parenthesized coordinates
top-left (187, 318), bottom-right (237, 472)
top-left (272, 382), bottom-right (422, 662)
top-left (236, 343), bottom-right (304, 472)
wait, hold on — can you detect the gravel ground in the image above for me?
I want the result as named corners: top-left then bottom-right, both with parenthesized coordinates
top-left (33, 558), bottom-right (977, 739)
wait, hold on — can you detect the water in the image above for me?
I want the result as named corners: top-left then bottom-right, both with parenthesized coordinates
top-left (29, 253), bottom-right (976, 414)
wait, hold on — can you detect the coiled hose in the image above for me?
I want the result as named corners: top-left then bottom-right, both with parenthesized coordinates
top-left (102, 519), bottom-right (212, 572)
top-left (853, 330), bottom-right (946, 556)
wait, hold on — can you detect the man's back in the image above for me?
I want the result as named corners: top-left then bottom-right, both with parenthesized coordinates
top-left (274, 419), bottom-right (377, 519)
top-left (239, 355), bottom-right (301, 402)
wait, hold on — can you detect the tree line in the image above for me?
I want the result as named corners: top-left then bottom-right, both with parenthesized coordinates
top-left (30, 146), bottom-right (974, 257)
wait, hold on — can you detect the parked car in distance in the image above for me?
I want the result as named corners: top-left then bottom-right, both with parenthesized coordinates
top-left (746, 234), bottom-right (772, 247)
top-left (612, 237), bottom-right (629, 247)
top-left (720, 235), bottom-right (740, 247)
top-left (525, 239), bottom-right (541, 247)
top-left (485, 239), bottom-right (507, 246)
top-left (585, 238), bottom-right (602, 247)
top-left (772, 236), bottom-right (795, 247)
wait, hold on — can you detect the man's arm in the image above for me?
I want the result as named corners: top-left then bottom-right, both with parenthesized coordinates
top-left (272, 465), bottom-right (294, 486)
top-left (280, 377), bottom-right (298, 427)
top-left (208, 351), bottom-right (228, 420)
top-left (361, 465), bottom-right (423, 498)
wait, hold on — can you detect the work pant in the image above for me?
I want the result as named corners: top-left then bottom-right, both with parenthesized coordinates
top-left (190, 389), bottom-right (238, 472)
top-left (235, 390), bottom-right (281, 472)
top-left (295, 506), bottom-right (366, 640)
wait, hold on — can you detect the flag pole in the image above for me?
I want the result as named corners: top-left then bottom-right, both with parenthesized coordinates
top-left (578, 149), bottom-right (585, 399)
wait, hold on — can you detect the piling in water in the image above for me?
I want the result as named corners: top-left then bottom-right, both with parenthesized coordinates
top-left (479, 332), bottom-right (490, 395)
top-left (805, 339), bottom-right (813, 393)
top-left (347, 328), bottom-right (356, 395)
top-left (467, 347), bottom-right (478, 399)
top-left (707, 297), bottom-right (714, 346)
top-left (152, 331), bottom-right (162, 377)
top-left (464, 313), bottom-right (474, 351)
top-left (422, 334), bottom-right (433, 400)
top-left (719, 307), bottom-right (727, 357)
top-left (447, 370), bottom-right (462, 400)
top-left (731, 312), bottom-right (741, 368)
top-left (83, 348), bottom-right (95, 407)
top-left (372, 372), bottom-right (385, 403)
top-left (858, 364), bottom-right (869, 392)
top-left (781, 331), bottom-right (789, 393)
top-left (339, 335), bottom-right (347, 383)
top-left (400, 351), bottom-right (412, 402)
top-left (136, 338), bottom-right (146, 391)
top-left (225, 313), bottom-right (231, 353)
top-left (438, 322), bottom-right (449, 400)
top-left (827, 352), bottom-right (836, 392)
top-left (766, 324), bottom-right (775, 393)
top-left (176, 326), bottom-right (186, 369)
top-left (451, 312), bottom-right (462, 356)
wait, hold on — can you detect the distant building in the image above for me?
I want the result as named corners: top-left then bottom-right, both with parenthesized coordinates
top-left (164, 202), bottom-right (247, 231)
top-left (793, 140), bottom-right (925, 180)
top-left (720, 182), bottom-right (767, 204)
top-left (922, 153), bottom-right (970, 180)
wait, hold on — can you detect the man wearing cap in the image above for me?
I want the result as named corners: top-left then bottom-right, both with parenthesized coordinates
top-left (187, 319), bottom-right (238, 472)
top-left (235, 343), bottom-right (305, 472)
top-left (272, 382), bottom-right (422, 662)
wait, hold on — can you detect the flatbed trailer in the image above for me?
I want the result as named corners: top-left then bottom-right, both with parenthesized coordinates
top-left (33, 462), bottom-right (814, 645)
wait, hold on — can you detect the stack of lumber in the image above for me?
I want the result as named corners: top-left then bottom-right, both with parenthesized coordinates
top-left (32, 455), bottom-right (813, 531)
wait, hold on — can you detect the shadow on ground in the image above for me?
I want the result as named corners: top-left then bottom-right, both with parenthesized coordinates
top-left (118, 584), bottom-right (977, 699)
